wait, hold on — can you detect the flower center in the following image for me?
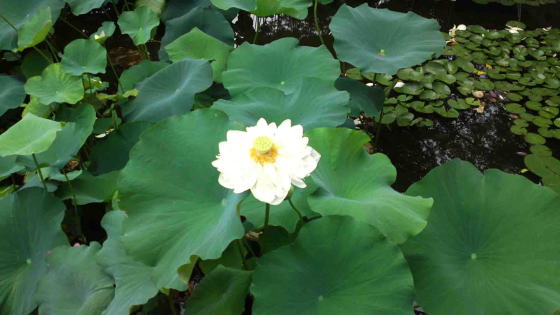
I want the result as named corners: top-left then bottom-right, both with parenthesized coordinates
top-left (250, 136), bottom-right (278, 165)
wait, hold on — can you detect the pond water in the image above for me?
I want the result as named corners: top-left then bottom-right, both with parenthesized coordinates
top-left (233, 0), bottom-right (560, 191)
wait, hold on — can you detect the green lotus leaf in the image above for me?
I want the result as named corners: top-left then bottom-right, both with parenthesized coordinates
top-left (117, 6), bottom-right (160, 45)
top-left (529, 144), bottom-right (551, 156)
top-left (524, 153), bottom-right (560, 180)
top-left (402, 159), bottom-right (560, 315)
top-left (252, 0), bottom-right (312, 19)
top-left (329, 4), bottom-right (445, 75)
top-left (89, 21), bottom-right (115, 43)
top-left (123, 58), bottom-right (212, 122)
top-left (60, 39), bottom-right (107, 75)
top-left (118, 60), bottom-right (167, 91)
top-left (17, 7), bottom-right (52, 51)
top-left (210, 0), bottom-right (256, 10)
top-left (21, 49), bottom-right (50, 78)
top-left (36, 243), bottom-right (114, 315)
top-left (0, 114), bottom-right (62, 157)
top-left (24, 63), bottom-right (84, 105)
top-left (58, 171), bottom-right (119, 205)
top-left (222, 37), bottom-right (339, 96)
top-left (17, 104), bottom-right (96, 169)
top-left (89, 122), bottom-right (152, 175)
top-left (0, 0), bottom-right (64, 50)
top-left (435, 107), bottom-right (460, 118)
top-left (185, 265), bottom-right (252, 314)
top-left (251, 216), bottom-right (415, 314)
top-left (159, 7), bottom-right (234, 60)
top-left (505, 103), bottom-right (526, 114)
top-left (0, 156), bottom-right (24, 179)
top-left (0, 188), bottom-right (66, 315)
top-left (454, 57), bottom-right (476, 73)
top-left (306, 128), bottom-right (433, 244)
top-left (335, 77), bottom-right (384, 117)
top-left (435, 72), bottom-right (457, 84)
top-left (97, 210), bottom-right (170, 315)
top-left (116, 109), bottom-right (245, 290)
top-left (136, 0), bottom-right (166, 15)
top-left (525, 132), bottom-right (546, 144)
top-left (165, 27), bottom-right (232, 82)
top-left (64, 0), bottom-right (107, 15)
top-left (214, 78), bottom-right (348, 129)
top-left (423, 61), bottom-right (447, 76)
top-left (419, 89), bottom-right (438, 101)
top-left (0, 75), bottom-right (25, 116)
top-left (432, 82), bottom-right (451, 96)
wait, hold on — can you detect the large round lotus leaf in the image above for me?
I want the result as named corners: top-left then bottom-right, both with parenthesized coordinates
top-left (335, 77), bottom-right (385, 117)
top-left (0, 114), bottom-right (62, 157)
top-left (60, 39), bottom-right (107, 75)
top-left (165, 27), bottom-right (232, 82)
top-left (64, 0), bottom-right (107, 15)
top-left (329, 4), bottom-right (445, 75)
top-left (36, 243), bottom-right (114, 315)
top-left (185, 265), bottom-right (252, 314)
top-left (19, 104), bottom-right (96, 168)
top-left (0, 75), bottom-right (25, 116)
top-left (213, 78), bottom-right (349, 129)
top-left (222, 37), bottom-right (340, 96)
top-left (402, 159), bottom-right (560, 315)
top-left (0, 188), bottom-right (66, 315)
top-left (16, 7), bottom-right (52, 51)
top-left (251, 216), bottom-right (415, 314)
top-left (58, 171), bottom-right (119, 205)
top-left (117, 6), bottom-right (160, 45)
top-left (117, 109), bottom-right (245, 290)
top-left (210, 0), bottom-right (256, 10)
top-left (0, 0), bottom-right (64, 50)
top-left (122, 58), bottom-right (212, 122)
top-left (24, 63), bottom-right (84, 105)
top-left (306, 128), bottom-right (433, 244)
top-left (251, 0), bottom-right (312, 19)
top-left (159, 7), bottom-right (233, 60)
top-left (89, 122), bottom-right (152, 175)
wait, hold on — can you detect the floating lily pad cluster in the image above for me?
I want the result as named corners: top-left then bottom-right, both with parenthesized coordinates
top-left (1, 1), bottom-right (560, 314)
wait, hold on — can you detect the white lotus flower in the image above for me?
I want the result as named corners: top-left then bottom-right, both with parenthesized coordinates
top-left (212, 118), bottom-right (320, 205)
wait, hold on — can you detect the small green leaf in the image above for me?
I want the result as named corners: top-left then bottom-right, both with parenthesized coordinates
top-left (118, 6), bottom-right (160, 45)
top-left (89, 21), bottom-right (116, 43)
top-left (0, 114), bottom-right (62, 157)
top-left (0, 75), bottom-right (26, 116)
top-left (24, 63), bottom-right (84, 105)
top-left (17, 7), bottom-right (52, 51)
top-left (61, 39), bottom-right (107, 75)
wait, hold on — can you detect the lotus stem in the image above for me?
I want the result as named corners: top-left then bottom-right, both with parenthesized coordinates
top-left (32, 46), bottom-right (53, 63)
top-left (0, 13), bottom-right (18, 32)
top-left (372, 79), bottom-right (398, 151)
top-left (288, 198), bottom-right (306, 222)
top-left (313, 0), bottom-right (325, 46)
top-left (264, 203), bottom-right (270, 229)
top-left (253, 17), bottom-right (260, 44)
top-left (63, 172), bottom-right (84, 241)
top-left (107, 56), bottom-right (124, 93)
top-left (236, 239), bottom-right (249, 269)
top-left (32, 154), bottom-right (48, 191)
top-left (60, 16), bottom-right (88, 38)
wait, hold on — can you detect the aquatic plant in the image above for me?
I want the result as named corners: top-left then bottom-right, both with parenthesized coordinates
top-left (0, 0), bottom-right (559, 314)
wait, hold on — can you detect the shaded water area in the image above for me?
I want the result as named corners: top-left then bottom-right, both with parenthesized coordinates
top-left (233, 0), bottom-right (560, 190)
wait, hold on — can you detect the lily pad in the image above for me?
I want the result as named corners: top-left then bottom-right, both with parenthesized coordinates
top-left (402, 159), bottom-right (560, 315)
top-left (117, 6), bottom-right (160, 45)
top-left (60, 39), bottom-right (107, 75)
top-left (89, 21), bottom-right (115, 43)
top-left (213, 78), bottom-right (349, 129)
top-left (0, 188), bottom-right (66, 315)
top-left (0, 114), bottom-right (62, 157)
top-left (116, 109), bottom-right (245, 290)
top-left (524, 132), bottom-right (546, 144)
top-left (330, 4), bottom-right (444, 74)
top-left (252, 0), bottom-right (312, 19)
top-left (118, 60), bottom-right (168, 91)
top-left (64, 0), bottom-right (107, 15)
top-left (251, 216), bottom-right (415, 314)
top-left (210, 0), bottom-right (256, 10)
top-left (36, 243), bottom-right (114, 315)
top-left (24, 63), bottom-right (84, 105)
top-left (222, 38), bottom-right (339, 96)
top-left (306, 128), bottom-right (433, 244)
top-left (123, 58), bottom-right (212, 122)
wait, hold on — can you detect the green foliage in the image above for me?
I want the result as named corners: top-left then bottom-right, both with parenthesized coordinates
top-left (252, 0), bottom-right (312, 19)
top-left (60, 39), bottom-right (107, 75)
top-left (0, 113), bottom-right (62, 157)
top-left (0, 75), bottom-right (26, 116)
top-left (403, 159), bottom-right (560, 315)
top-left (330, 4), bottom-right (445, 74)
top-left (65, 0), bottom-right (108, 15)
top-left (0, 188), bottom-right (66, 315)
top-left (24, 63), bottom-right (84, 105)
top-left (251, 216), bottom-right (415, 314)
top-left (117, 6), bottom-right (160, 45)
top-left (17, 7), bottom-right (52, 51)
